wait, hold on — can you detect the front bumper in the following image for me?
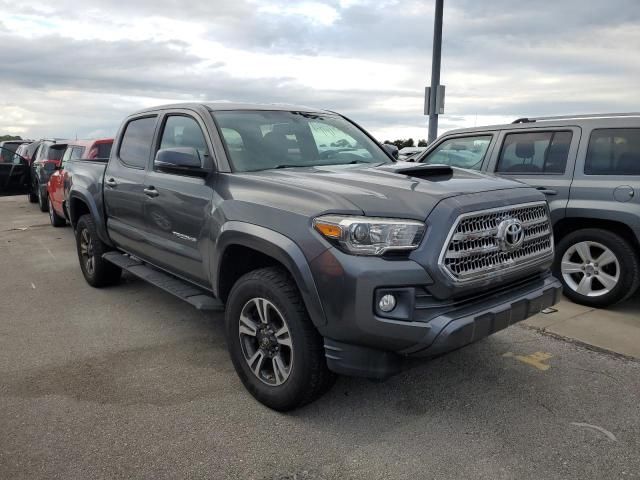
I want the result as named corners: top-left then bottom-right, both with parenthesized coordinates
top-left (311, 247), bottom-right (561, 378)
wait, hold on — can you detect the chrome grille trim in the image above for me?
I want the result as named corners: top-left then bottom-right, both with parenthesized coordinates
top-left (438, 202), bottom-right (554, 283)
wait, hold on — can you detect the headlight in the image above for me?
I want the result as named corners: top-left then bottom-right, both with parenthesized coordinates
top-left (313, 215), bottom-right (425, 256)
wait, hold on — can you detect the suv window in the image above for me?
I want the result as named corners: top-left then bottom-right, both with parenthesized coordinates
top-left (158, 115), bottom-right (208, 164)
top-left (497, 131), bottom-right (572, 174)
top-left (585, 128), bottom-right (640, 175)
top-left (421, 135), bottom-right (491, 170)
top-left (119, 116), bottom-right (157, 168)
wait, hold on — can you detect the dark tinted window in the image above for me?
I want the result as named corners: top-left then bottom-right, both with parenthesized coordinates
top-left (96, 142), bottom-right (112, 159)
top-left (421, 135), bottom-right (491, 170)
top-left (46, 145), bottom-right (66, 161)
top-left (119, 116), bottom-right (157, 168)
top-left (585, 128), bottom-right (640, 175)
top-left (497, 131), bottom-right (572, 174)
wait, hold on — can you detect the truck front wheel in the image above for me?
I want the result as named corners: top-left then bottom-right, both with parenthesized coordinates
top-left (75, 214), bottom-right (122, 287)
top-left (225, 267), bottom-right (335, 411)
top-left (554, 228), bottom-right (640, 307)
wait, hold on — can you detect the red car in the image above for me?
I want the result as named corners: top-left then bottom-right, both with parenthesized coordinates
top-left (47, 138), bottom-right (113, 226)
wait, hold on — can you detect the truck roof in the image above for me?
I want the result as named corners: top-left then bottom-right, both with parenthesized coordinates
top-left (132, 102), bottom-right (333, 116)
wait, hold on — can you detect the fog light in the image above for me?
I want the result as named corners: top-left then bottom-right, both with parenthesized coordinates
top-left (378, 294), bottom-right (397, 312)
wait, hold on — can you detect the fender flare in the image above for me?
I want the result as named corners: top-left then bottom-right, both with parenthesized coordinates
top-left (213, 221), bottom-right (327, 327)
top-left (68, 188), bottom-right (112, 246)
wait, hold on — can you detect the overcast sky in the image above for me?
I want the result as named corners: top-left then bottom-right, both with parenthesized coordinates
top-left (1, 0), bottom-right (639, 142)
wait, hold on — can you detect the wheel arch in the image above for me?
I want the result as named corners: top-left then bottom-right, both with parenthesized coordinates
top-left (554, 217), bottom-right (640, 251)
top-left (68, 189), bottom-right (112, 246)
top-left (213, 221), bottom-right (327, 328)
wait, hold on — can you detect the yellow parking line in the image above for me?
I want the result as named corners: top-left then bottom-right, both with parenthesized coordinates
top-left (503, 351), bottom-right (553, 371)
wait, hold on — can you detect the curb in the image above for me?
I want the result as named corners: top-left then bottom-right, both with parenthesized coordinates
top-left (518, 323), bottom-right (640, 363)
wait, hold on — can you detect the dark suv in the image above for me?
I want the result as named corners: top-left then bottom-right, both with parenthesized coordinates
top-left (417, 113), bottom-right (640, 307)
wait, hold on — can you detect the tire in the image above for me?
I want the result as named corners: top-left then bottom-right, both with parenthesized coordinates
top-left (225, 267), bottom-right (335, 411)
top-left (553, 228), bottom-right (640, 307)
top-left (28, 191), bottom-right (38, 203)
top-left (75, 214), bottom-right (122, 287)
top-left (48, 200), bottom-right (66, 227)
top-left (37, 184), bottom-right (48, 212)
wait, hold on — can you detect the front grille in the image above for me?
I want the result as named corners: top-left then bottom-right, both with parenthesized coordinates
top-left (439, 202), bottom-right (553, 282)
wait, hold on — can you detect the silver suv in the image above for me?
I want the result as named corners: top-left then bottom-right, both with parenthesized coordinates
top-left (417, 112), bottom-right (640, 307)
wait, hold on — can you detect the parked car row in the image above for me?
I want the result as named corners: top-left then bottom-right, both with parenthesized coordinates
top-left (414, 112), bottom-right (640, 308)
top-left (23, 102), bottom-right (562, 410)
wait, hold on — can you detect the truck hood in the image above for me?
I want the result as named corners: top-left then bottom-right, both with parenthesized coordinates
top-left (235, 162), bottom-right (533, 220)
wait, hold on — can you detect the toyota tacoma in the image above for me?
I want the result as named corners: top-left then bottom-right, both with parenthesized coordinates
top-left (66, 102), bottom-right (561, 410)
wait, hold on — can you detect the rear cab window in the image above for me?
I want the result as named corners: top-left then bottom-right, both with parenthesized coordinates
top-left (496, 131), bottom-right (572, 174)
top-left (585, 128), bottom-right (640, 175)
top-left (420, 135), bottom-right (492, 170)
top-left (119, 116), bottom-right (157, 168)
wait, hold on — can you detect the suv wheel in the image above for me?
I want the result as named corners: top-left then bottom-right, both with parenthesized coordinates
top-left (28, 191), bottom-right (38, 203)
top-left (48, 200), bottom-right (66, 227)
top-left (75, 214), bottom-right (122, 287)
top-left (37, 185), bottom-right (48, 212)
top-left (554, 228), bottom-right (640, 307)
top-left (225, 267), bottom-right (335, 411)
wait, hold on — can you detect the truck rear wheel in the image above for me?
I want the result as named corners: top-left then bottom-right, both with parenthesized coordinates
top-left (75, 214), bottom-right (122, 287)
top-left (554, 228), bottom-right (640, 307)
top-left (225, 267), bottom-right (335, 411)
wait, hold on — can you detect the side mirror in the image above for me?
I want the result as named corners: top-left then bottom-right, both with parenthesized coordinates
top-left (382, 144), bottom-right (399, 159)
top-left (155, 147), bottom-right (208, 176)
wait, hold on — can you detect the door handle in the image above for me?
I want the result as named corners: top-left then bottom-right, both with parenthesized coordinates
top-left (105, 178), bottom-right (117, 188)
top-left (536, 187), bottom-right (557, 196)
top-left (143, 186), bottom-right (159, 198)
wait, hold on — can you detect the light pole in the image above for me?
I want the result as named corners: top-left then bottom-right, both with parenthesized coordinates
top-left (427, 0), bottom-right (444, 143)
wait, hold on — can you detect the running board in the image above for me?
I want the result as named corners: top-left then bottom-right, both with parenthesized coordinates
top-left (102, 252), bottom-right (224, 311)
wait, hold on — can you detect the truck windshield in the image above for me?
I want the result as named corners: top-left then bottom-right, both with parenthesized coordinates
top-left (211, 110), bottom-right (391, 172)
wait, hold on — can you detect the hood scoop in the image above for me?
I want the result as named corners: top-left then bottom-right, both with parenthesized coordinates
top-left (380, 163), bottom-right (453, 178)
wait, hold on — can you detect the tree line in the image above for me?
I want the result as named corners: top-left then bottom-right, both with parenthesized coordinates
top-left (382, 138), bottom-right (428, 149)
top-left (0, 135), bottom-right (23, 142)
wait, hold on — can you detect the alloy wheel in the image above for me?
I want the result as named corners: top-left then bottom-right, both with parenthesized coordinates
top-left (79, 228), bottom-right (95, 276)
top-left (561, 241), bottom-right (620, 297)
top-left (238, 297), bottom-right (293, 386)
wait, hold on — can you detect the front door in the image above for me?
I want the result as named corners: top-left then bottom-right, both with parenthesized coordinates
top-left (142, 113), bottom-right (214, 286)
top-left (104, 115), bottom-right (158, 257)
top-left (487, 127), bottom-right (580, 224)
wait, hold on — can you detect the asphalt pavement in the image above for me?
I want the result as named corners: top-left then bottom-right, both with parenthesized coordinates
top-left (1, 195), bottom-right (639, 480)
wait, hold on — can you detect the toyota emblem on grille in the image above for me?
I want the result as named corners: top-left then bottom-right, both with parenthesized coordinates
top-left (497, 218), bottom-right (525, 252)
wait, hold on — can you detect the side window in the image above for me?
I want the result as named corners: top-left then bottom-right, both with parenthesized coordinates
top-left (158, 115), bottom-right (208, 163)
top-left (70, 147), bottom-right (85, 159)
top-left (497, 131), bottom-right (572, 174)
top-left (422, 135), bottom-right (491, 170)
top-left (60, 147), bottom-right (73, 168)
top-left (585, 128), bottom-right (640, 175)
top-left (119, 116), bottom-right (157, 168)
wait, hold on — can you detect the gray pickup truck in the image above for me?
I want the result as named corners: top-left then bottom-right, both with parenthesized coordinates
top-left (416, 113), bottom-right (640, 307)
top-left (66, 102), bottom-right (560, 410)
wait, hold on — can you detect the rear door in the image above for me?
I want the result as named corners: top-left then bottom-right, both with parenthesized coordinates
top-left (142, 111), bottom-right (214, 286)
top-left (486, 127), bottom-right (580, 224)
top-left (569, 125), bottom-right (640, 235)
top-left (104, 115), bottom-right (158, 257)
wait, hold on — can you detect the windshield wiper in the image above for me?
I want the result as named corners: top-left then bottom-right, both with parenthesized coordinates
top-left (274, 164), bottom-right (308, 169)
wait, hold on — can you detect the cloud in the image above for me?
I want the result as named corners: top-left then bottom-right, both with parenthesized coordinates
top-left (0, 0), bottom-right (639, 141)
